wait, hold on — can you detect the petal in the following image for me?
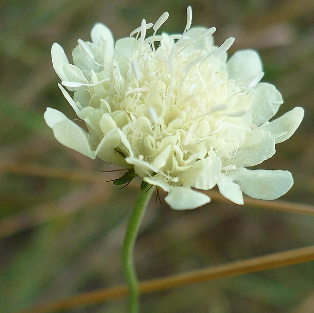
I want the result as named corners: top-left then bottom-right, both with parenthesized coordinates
top-left (260, 107), bottom-right (304, 144)
top-left (229, 168), bottom-right (293, 200)
top-left (44, 108), bottom-right (94, 158)
top-left (44, 107), bottom-right (67, 128)
top-left (227, 50), bottom-right (263, 83)
top-left (63, 64), bottom-right (88, 84)
top-left (218, 174), bottom-right (244, 205)
top-left (119, 130), bottom-right (134, 158)
top-left (231, 131), bottom-right (275, 167)
top-left (125, 157), bottom-right (157, 177)
top-left (181, 27), bottom-right (211, 55)
top-left (144, 175), bottom-right (170, 192)
top-left (151, 145), bottom-right (172, 170)
top-left (165, 187), bottom-right (211, 210)
top-left (181, 153), bottom-right (221, 190)
top-left (51, 43), bottom-right (69, 81)
top-left (91, 23), bottom-right (114, 55)
top-left (72, 43), bottom-right (102, 75)
top-left (114, 38), bottom-right (138, 61)
top-left (95, 128), bottom-right (128, 166)
top-left (58, 84), bottom-right (82, 115)
top-left (249, 83), bottom-right (283, 126)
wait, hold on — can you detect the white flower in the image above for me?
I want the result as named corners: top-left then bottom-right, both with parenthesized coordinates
top-left (45, 7), bottom-right (304, 210)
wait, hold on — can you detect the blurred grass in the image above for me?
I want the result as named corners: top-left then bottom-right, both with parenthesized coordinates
top-left (1, 0), bottom-right (314, 312)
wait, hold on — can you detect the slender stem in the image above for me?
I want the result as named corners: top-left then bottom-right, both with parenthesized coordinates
top-left (122, 184), bottom-right (155, 313)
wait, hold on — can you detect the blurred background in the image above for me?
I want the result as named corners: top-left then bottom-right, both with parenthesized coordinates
top-left (1, 0), bottom-right (314, 312)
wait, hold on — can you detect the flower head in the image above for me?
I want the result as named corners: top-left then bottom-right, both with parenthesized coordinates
top-left (45, 7), bottom-right (304, 210)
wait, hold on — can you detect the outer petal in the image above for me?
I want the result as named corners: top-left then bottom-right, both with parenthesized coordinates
top-left (51, 43), bottom-right (70, 81)
top-left (181, 27), bottom-right (211, 55)
top-left (229, 168), bottom-right (293, 200)
top-left (231, 131), bottom-right (275, 167)
top-left (114, 38), bottom-right (138, 61)
top-left (63, 64), bottom-right (88, 84)
top-left (91, 23), bottom-right (114, 55)
top-left (44, 108), bottom-right (94, 159)
top-left (44, 107), bottom-right (67, 128)
top-left (58, 84), bottom-right (82, 115)
top-left (249, 83), bottom-right (283, 126)
top-left (218, 175), bottom-right (243, 205)
top-left (125, 157), bottom-right (157, 177)
top-left (260, 107), bottom-right (304, 144)
top-left (151, 145), bottom-right (172, 170)
top-left (227, 50), bottom-right (263, 83)
top-left (181, 153), bottom-right (221, 190)
top-left (144, 175), bottom-right (170, 192)
top-left (96, 129), bottom-right (130, 167)
top-left (165, 187), bottom-right (211, 210)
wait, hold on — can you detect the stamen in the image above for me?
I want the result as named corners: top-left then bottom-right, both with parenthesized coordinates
top-left (144, 35), bottom-right (163, 44)
top-left (131, 59), bottom-right (143, 81)
top-left (125, 87), bottom-right (148, 96)
top-left (148, 107), bottom-right (159, 124)
top-left (210, 104), bottom-right (227, 113)
top-left (130, 23), bottom-right (153, 37)
top-left (214, 37), bottom-right (235, 57)
top-left (153, 12), bottom-right (169, 33)
top-left (169, 34), bottom-right (183, 40)
top-left (248, 72), bottom-right (264, 88)
top-left (183, 56), bottom-right (203, 74)
top-left (78, 39), bottom-right (94, 59)
top-left (184, 6), bottom-right (192, 33)
top-left (240, 85), bottom-right (256, 94)
top-left (184, 123), bottom-right (197, 145)
top-left (198, 27), bottom-right (216, 40)
top-left (226, 110), bottom-right (247, 117)
top-left (203, 36), bottom-right (212, 51)
top-left (189, 84), bottom-right (199, 94)
top-left (169, 45), bottom-right (177, 74)
top-left (140, 19), bottom-right (147, 42)
top-left (61, 78), bottom-right (110, 88)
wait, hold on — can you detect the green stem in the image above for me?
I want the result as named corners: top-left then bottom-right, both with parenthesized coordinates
top-left (122, 183), bottom-right (155, 313)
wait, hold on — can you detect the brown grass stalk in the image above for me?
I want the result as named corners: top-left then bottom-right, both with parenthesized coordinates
top-left (1, 161), bottom-right (314, 217)
top-left (20, 244), bottom-right (314, 313)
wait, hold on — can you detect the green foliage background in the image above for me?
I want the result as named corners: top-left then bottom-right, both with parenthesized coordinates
top-left (1, 0), bottom-right (314, 312)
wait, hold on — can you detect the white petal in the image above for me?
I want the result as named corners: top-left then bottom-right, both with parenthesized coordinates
top-left (249, 83), bottom-right (283, 126)
top-left (260, 107), bottom-right (304, 144)
top-left (95, 129), bottom-right (128, 167)
top-left (51, 43), bottom-right (69, 81)
top-left (180, 27), bottom-right (212, 55)
top-left (181, 153), bottom-right (221, 190)
top-left (58, 84), bottom-right (81, 115)
top-left (119, 130), bottom-right (134, 158)
top-left (229, 168), bottom-right (293, 200)
top-left (44, 108), bottom-right (94, 158)
top-left (144, 175), bottom-right (170, 192)
top-left (114, 38), bottom-right (138, 61)
top-left (44, 107), bottom-right (67, 128)
top-left (91, 23), bottom-right (114, 55)
top-left (218, 174), bottom-right (243, 205)
top-left (125, 157), bottom-right (157, 177)
top-left (63, 64), bottom-right (88, 84)
top-left (231, 131), bottom-right (275, 167)
top-left (151, 145), bottom-right (172, 170)
top-left (227, 50), bottom-right (263, 83)
top-left (165, 187), bottom-right (211, 210)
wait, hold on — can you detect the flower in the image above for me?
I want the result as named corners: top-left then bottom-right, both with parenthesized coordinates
top-left (45, 7), bottom-right (304, 210)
